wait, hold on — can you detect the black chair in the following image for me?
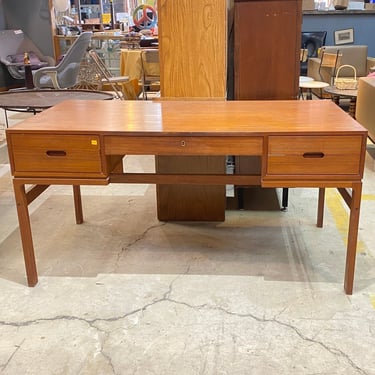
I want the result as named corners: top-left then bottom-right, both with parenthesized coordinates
top-left (300, 31), bottom-right (327, 76)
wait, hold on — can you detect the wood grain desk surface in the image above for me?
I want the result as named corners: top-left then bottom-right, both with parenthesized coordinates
top-left (7, 99), bottom-right (366, 135)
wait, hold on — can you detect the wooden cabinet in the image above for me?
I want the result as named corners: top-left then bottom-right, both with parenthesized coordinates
top-left (234, 0), bottom-right (302, 100)
top-left (158, 0), bottom-right (227, 100)
top-left (233, 0), bottom-right (302, 206)
top-left (156, 0), bottom-right (228, 221)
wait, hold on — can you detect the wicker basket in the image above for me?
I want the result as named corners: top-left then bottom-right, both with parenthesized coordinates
top-left (334, 64), bottom-right (358, 90)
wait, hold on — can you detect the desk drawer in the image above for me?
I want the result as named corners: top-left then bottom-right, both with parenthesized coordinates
top-left (267, 135), bottom-right (363, 175)
top-left (105, 136), bottom-right (263, 156)
top-left (9, 134), bottom-right (103, 177)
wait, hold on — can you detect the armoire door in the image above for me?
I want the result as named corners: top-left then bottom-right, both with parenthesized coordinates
top-left (234, 0), bottom-right (302, 100)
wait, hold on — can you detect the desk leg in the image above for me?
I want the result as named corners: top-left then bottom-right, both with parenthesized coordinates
top-left (317, 188), bottom-right (325, 228)
top-left (344, 182), bottom-right (362, 295)
top-left (73, 185), bottom-right (83, 224)
top-left (13, 181), bottom-right (38, 287)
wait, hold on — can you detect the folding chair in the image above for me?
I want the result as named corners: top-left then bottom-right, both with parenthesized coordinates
top-left (88, 49), bottom-right (130, 100)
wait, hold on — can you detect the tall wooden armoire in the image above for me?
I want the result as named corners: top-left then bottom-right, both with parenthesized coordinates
top-left (156, 0), bottom-right (228, 221)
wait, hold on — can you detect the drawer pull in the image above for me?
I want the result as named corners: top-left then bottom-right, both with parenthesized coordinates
top-left (303, 152), bottom-right (325, 159)
top-left (46, 150), bottom-right (67, 157)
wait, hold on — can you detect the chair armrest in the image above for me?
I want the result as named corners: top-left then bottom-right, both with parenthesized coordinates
top-left (0, 58), bottom-right (22, 67)
top-left (33, 67), bottom-right (61, 89)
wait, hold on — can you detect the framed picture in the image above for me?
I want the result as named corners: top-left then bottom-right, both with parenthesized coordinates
top-left (334, 28), bottom-right (354, 45)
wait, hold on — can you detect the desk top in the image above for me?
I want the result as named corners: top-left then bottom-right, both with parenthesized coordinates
top-left (6, 100), bottom-right (366, 136)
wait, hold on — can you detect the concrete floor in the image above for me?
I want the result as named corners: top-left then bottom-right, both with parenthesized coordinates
top-left (1, 109), bottom-right (375, 374)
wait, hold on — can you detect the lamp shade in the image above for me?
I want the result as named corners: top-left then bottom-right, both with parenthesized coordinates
top-left (54, 0), bottom-right (70, 12)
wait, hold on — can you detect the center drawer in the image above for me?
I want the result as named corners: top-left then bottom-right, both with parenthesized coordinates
top-left (104, 136), bottom-right (263, 156)
top-left (267, 135), bottom-right (363, 176)
top-left (9, 134), bottom-right (103, 177)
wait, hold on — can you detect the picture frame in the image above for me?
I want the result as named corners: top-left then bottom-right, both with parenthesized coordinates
top-left (334, 28), bottom-right (354, 45)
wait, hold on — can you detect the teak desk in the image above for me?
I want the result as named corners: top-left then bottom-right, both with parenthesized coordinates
top-left (6, 100), bottom-right (367, 294)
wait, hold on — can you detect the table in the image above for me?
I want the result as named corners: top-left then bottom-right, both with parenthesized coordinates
top-left (120, 49), bottom-right (143, 81)
top-left (324, 85), bottom-right (358, 118)
top-left (120, 49), bottom-right (159, 85)
top-left (5, 100), bottom-right (367, 294)
top-left (299, 80), bottom-right (329, 100)
top-left (0, 89), bottom-right (114, 127)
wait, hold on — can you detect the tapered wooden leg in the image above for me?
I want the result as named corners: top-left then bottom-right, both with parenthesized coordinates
top-left (73, 185), bottom-right (83, 224)
top-left (344, 182), bottom-right (362, 295)
top-left (13, 181), bottom-right (38, 287)
top-left (317, 188), bottom-right (325, 228)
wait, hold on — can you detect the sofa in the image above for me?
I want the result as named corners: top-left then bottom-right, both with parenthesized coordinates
top-left (307, 45), bottom-right (375, 97)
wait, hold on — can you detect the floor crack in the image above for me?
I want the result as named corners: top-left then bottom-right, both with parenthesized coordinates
top-left (114, 222), bottom-right (167, 269)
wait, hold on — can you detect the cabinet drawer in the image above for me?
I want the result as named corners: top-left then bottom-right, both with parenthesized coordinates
top-left (9, 134), bottom-right (103, 177)
top-left (105, 136), bottom-right (263, 156)
top-left (267, 135), bottom-right (363, 175)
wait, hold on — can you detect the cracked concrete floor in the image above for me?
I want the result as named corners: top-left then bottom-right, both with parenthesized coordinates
top-left (1, 112), bottom-right (375, 374)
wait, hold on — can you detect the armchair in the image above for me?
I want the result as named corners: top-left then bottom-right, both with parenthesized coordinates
top-left (0, 29), bottom-right (54, 80)
top-left (307, 45), bottom-right (375, 97)
top-left (33, 32), bottom-right (93, 89)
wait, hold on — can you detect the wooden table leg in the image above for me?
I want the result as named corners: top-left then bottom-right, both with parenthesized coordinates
top-left (13, 180), bottom-right (38, 287)
top-left (73, 185), bottom-right (83, 224)
top-left (349, 97), bottom-right (356, 118)
top-left (317, 187), bottom-right (325, 228)
top-left (344, 182), bottom-right (362, 295)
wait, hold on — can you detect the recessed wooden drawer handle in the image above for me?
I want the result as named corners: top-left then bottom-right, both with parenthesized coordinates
top-left (46, 150), bottom-right (67, 157)
top-left (303, 152), bottom-right (325, 158)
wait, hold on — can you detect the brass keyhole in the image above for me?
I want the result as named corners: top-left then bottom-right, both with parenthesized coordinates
top-left (181, 140), bottom-right (186, 147)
